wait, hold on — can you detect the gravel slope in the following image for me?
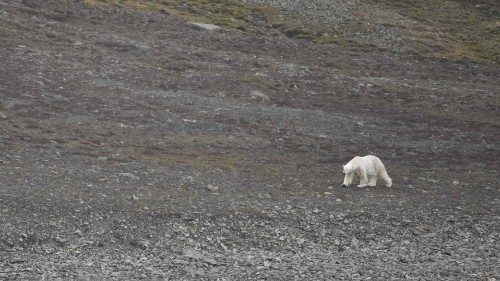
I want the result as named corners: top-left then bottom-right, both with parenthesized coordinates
top-left (0, 0), bottom-right (498, 280)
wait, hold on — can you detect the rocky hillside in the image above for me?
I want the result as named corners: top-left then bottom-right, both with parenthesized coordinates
top-left (84, 0), bottom-right (500, 64)
top-left (0, 0), bottom-right (498, 280)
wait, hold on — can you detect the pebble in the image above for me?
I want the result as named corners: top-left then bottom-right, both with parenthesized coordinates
top-left (183, 248), bottom-right (204, 259)
top-left (204, 258), bottom-right (218, 266)
top-left (207, 184), bottom-right (219, 192)
top-left (250, 90), bottom-right (270, 102)
top-left (183, 176), bottom-right (196, 184)
top-left (118, 173), bottom-right (140, 180)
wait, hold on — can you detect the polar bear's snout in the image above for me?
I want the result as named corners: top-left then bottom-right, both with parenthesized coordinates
top-left (342, 164), bottom-right (351, 175)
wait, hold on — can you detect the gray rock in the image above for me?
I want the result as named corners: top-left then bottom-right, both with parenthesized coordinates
top-left (183, 248), bottom-right (204, 259)
top-left (189, 22), bottom-right (221, 31)
top-left (172, 259), bottom-right (188, 265)
top-left (180, 213), bottom-right (194, 222)
top-left (204, 258), bottom-right (218, 266)
top-left (250, 91), bottom-right (270, 102)
top-left (182, 176), bottom-right (196, 187)
top-left (207, 184), bottom-right (219, 192)
top-left (183, 176), bottom-right (196, 184)
top-left (118, 173), bottom-right (140, 180)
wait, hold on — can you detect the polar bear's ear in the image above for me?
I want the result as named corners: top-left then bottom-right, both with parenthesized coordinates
top-left (342, 165), bottom-right (345, 169)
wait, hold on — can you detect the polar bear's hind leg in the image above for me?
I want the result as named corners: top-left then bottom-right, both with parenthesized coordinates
top-left (380, 170), bottom-right (392, 187)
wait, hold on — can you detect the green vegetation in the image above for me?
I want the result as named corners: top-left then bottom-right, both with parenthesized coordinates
top-left (84, 0), bottom-right (345, 44)
top-left (84, 0), bottom-right (274, 32)
top-left (84, 0), bottom-right (499, 64)
top-left (372, 0), bottom-right (499, 63)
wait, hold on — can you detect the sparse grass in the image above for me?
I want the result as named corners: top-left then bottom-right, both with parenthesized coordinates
top-left (44, 30), bottom-right (75, 43)
top-left (83, 0), bottom-right (499, 64)
top-left (372, 0), bottom-right (500, 63)
top-left (82, 0), bottom-right (358, 47)
top-left (49, 131), bottom-right (286, 173)
top-left (244, 74), bottom-right (280, 91)
top-left (84, 0), bottom-right (273, 33)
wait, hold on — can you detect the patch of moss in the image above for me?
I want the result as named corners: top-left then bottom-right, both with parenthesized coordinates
top-left (84, 0), bottom-right (499, 63)
top-left (83, 0), bottom-right (361, 48)
top-left (244, 74), bottom-right (280, 91)
top-left (372, 0), bottom-right (499, 64)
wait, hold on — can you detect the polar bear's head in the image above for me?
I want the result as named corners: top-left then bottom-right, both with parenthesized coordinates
top-left (343, 164), bottom-right (354, 174)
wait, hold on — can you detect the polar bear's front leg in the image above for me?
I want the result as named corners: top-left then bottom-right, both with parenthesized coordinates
top-left (356, 169), bottom-right (368, 187)
top-left (341, 172), bottom-right (354, 187)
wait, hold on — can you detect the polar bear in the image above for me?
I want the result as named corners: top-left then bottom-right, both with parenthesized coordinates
top-left (341, 155), bottom-right (392, 187)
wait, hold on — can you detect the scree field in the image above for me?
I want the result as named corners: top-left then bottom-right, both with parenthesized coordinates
top-left (0, 0), bottom-right (498, 279)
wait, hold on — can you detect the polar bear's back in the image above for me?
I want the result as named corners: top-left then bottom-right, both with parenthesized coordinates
top-left (362, 155), bottom-right (383, 165)
top-left (347, 155), bottom-right (386, 169)
top-left (359, 155), bottom-right (386, 174)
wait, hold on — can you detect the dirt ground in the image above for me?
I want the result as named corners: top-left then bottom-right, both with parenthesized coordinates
top-left (0, 0), bottom-right (498, 280)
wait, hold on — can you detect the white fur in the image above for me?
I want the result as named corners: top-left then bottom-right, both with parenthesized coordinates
top-left (342, 155), bottom-right (392, 187)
